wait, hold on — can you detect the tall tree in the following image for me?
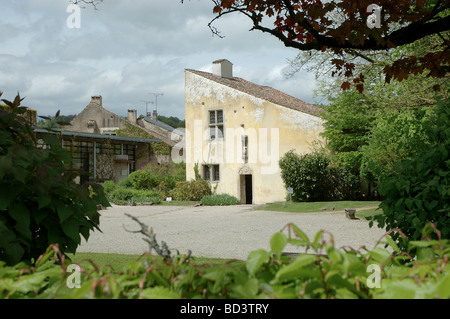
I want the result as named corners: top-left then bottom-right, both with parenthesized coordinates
top-left (206, 0), bottom-right (450, 92)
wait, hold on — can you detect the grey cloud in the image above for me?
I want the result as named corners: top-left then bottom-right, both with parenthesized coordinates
top-left (0, 0), bottom-right (318, 120)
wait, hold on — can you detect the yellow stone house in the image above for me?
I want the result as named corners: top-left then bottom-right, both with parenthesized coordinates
top-left (182, 59), bottom-right (324, 205)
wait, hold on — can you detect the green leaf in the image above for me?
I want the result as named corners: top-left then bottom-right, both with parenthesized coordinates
top-left (57, 205), bottom-right (73, 224)
top-left (140, 286), bottom-right (180, 299)
top-left (416, 247), bottom-right (434, 262)
top-left (230, 278), bottom-right (260, 298)
top-left (384, 235), bottom-right (400, 253)
top-left (272, 254), bottom-right (318, 284)
top-left (409, 240), bottom-right (441, 248)
top-left (436, 272), bottom-right (450, 299)
top-left (374, 279), bottom-right (417, 299)
top-left (312, 230), bottom-right (323, 249)
top-left (37, 193), bottom-right (52, 210)
top-left (290, 224), bottom-right (310, 243)
top-left (61, 221), bottom-right (80, 242)
top-left (270, 232), bottom-right (287, 257)
top-left (0, 156), bottom-right (12, 179)
top-left (246, 249), bottom-right (270, 276)
top-left (328, 248), bottom-right (343, 264)
top-left (10, 202), bottom-right (30, 229)
top-left (368, 247), bottom-right (391, 263)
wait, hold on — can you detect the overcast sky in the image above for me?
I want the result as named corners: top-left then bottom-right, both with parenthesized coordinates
top-left (0, 0), bottom-right (319, 120)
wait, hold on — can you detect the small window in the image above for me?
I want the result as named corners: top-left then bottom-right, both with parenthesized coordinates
top-left (203, 164), bottom-right (219, 182)
top-left (204, 165), bottom-right (211, 181)
top-left (213, 165), bottom-right (220, 181)
top-left (217, 110), bottom-right (223, 123)
top-left (242, 135), bottom-right (248, 162)
top-left (209, 111), bottom-right (216, 125)
top-left (209, 110), bottom-right (224, 140)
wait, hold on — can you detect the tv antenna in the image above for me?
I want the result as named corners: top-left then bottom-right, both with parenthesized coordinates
top-left (140, 100), bottom-right (154, 117)
top-left (148, 93), bottom-right (164, 113)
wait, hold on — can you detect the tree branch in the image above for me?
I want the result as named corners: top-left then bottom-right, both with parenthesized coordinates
top-left (123, 213), bottom-right (172, 261)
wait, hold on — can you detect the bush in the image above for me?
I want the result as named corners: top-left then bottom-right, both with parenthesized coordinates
top-left (279, 150), bottom-right (361, 201)
top-left (0, 93), bottom-right (109, 266)
top-left (170, 179), bottom-right (212, 201)
top-left (328, 165), bottom-right (362, 200)
top-left (107, 187), bottom-right (162, 204)
top-left (128, 162), bottom-right (186, 191)
top-left (1, 223), bottom-right (449, 299)
top-left (279, 150), bottom-right (330, 201)
top-left (371, 96), bottom-right (450, 252)
top-left (201, 194), bottom-right (240, 206)
top-left (130, 196), bottom-right (161, 204)
top-left (101, 180), bottom-right (117, 194)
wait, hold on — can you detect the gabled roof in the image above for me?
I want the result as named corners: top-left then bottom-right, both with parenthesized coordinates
top-left (185, 69), bottom-right (323, 118)
top-left (69, 100), bottom-right (123, 126)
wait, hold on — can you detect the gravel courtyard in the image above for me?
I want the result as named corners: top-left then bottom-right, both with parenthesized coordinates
top-left (78, 204), bottom-right (387, 260)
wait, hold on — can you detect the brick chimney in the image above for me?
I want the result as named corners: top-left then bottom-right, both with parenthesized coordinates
top-left (212, 59), bottom-right (233, 79)
top-left (128, 109), bottom-right (137, 124)
top-left (91, 95), bottom-right (102, 106)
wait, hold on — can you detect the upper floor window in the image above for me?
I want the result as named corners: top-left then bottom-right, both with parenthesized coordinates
top-left (209, 110), bottom-right (224, 140)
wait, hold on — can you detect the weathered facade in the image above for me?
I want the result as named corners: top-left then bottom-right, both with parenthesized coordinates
top-left (184, 59), bottom-right (324, 204)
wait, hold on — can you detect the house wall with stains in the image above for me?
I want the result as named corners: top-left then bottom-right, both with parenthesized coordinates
top-left (184, 69), bottom-right (324, 204)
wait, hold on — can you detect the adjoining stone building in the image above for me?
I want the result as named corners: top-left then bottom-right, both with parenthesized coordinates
top-left (66, 95), bottom-right (185, 167)
top-left (40, 95), bottom-right (185, 184)
top-left (34, 128), bottom-right (161, 184)
top-left (183, 59), bottom-right (324, 205)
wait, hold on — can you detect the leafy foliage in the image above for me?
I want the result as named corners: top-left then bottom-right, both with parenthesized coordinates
top-left (208, 1), bottom-right (450, 92)
top-left (128, 162), bottom-right (185, 191)
top-left (37, 114), bottom-right (76, 129)
top-left (103, 184), bottom-right (163, 203)
top-left (279, 150), bottom-right (360, 201)
top-left (157, 115), bottom-right (185, 128)
top-left (0, 92), bottom-right (109, 266)
top-left (102, 162), bottom-right (186, 205)
top-left (201, 194), bottom-right (240, 206)
top-left (115, 122), bottom-right (170, 155)
top-left (1, 222), bottom-right (449, 299)
top-left (320, 91), bottom-right (373, 154)
top-left (371, 96), bottom-right (450, 252)
top-left (279, 150), bottom-right (330, 201)
top-left (360, 106), bottom-right (433, 182)
top-left (170, 179), bottom-right (212, 201)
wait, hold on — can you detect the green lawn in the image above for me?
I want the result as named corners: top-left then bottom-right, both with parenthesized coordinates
top-left (67, 252), bottom-right (231, 271)
top-left (355, 207), bottom-right (384, 220)
top-left (257, 201), bottom-right (381, 214)
top-left (159, 200), bottom-right (198, 206)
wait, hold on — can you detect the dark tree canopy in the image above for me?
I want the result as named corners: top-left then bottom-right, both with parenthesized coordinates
top-left (206, 0), bottom-right (450, 92)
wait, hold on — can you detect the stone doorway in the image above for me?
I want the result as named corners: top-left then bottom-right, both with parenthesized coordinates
top-left (239, 166), bottom-right (253, 204)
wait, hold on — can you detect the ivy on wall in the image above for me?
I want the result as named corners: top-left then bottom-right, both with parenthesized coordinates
top-left (115, 122), bottom-right (170, 155)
